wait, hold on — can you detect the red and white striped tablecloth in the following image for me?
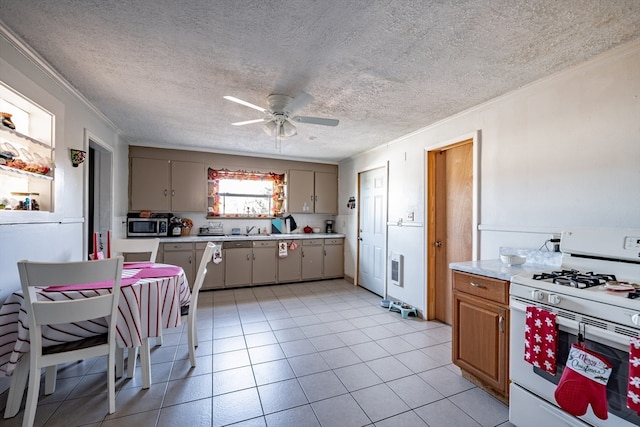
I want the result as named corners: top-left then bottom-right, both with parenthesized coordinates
top-left (0, 264), bottom-right (190, 376)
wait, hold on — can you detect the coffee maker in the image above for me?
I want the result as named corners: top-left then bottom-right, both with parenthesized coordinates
top-left (325, 219), bottom-right (334, 234)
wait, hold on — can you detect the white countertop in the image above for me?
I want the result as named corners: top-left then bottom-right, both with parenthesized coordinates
top-left (449, 259), bottom-right (550, 281)
top-left (158, 233), bottom-right (344, 243)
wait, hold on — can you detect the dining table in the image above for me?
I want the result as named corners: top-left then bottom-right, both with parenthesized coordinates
top-left (0, 262), bottom-right (191, 385)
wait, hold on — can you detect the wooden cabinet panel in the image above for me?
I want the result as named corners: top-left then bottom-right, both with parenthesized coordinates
top-left (252, 241), bottom-right (277, 285)
top-left (452, 270), bottom-right (508, 305)
top-left (452, 270), bottom-right (509, 398)
top-left (323, 238), bottom-right (343, 278)
top-left (171, 161), bottom-right (206, 212)
top-left (130, 158), bottom-right (170, 211)
top-left (278, 239), bottom-right (302, 283)
top-left (223, 241), bottom-right (252, 287)
top-left (130, 158), bottom-right (205, 212)
top-left (196, 242), bottom-right (224, 290)
top-left (288, 170), bottom-right (337, 214)
top-left (314, 171), bottom-right (338, 214)
top-left (301, 239), bottom-right (323, 280)
top-left (163, 242), bottom-right (195, 285)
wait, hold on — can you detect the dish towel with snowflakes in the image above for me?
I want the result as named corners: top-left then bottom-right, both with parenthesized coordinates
top-left (628, 336), bottom-right (640, 414)
top-left (524, 306), bottom-right (558, 374)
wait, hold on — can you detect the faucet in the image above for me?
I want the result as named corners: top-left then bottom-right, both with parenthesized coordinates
top-left (246, 226), bottom-right (255, 235)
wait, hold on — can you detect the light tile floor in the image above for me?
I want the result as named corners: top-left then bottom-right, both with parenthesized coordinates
top-left (1, 279), bottom-right (514, 427)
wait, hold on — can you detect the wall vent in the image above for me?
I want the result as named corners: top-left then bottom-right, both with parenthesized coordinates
top-left (390, 253), bottom-right (403, 287)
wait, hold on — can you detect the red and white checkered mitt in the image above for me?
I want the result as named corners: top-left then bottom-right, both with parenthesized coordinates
top-left (524, 306), bottom-right (558, 374)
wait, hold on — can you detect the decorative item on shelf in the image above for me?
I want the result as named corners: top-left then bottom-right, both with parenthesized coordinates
top-left (181, 218), bottom-right (193, 236)
top-left (1, 112), bottom-right (16, 130)
top-left (70, 149), bottom-right (86, 167)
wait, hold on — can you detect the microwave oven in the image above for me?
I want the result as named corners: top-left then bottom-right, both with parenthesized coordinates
top-left (127, 216), bottom-right (169, 237)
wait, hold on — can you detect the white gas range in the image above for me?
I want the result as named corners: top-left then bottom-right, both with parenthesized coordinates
top-left (509, 228), bottom-right (640, 427)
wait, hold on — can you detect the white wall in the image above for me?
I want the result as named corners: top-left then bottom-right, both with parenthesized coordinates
top-left (0, 30), bottom-right (128, 299)
top-left (339, 40), bottom-right (640, 315)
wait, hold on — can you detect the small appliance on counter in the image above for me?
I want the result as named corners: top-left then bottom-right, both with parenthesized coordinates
top-left (168, 216), bottom-right (183, 237)
top-left (325, 219), bottom-right (334, 234)
top-left (127, 212), bottom-right (171, 237)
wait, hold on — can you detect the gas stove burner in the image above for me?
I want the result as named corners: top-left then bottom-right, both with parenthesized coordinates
top-left (533, 270), bottom-right (617, 289)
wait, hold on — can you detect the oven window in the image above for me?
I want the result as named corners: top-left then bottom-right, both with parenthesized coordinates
top-left (534, 331), bottom-right (640, 425)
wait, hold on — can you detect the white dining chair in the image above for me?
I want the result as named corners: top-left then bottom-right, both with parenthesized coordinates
top-left (183, 241), bottom-right (215, 367)
top-left (109, 237), bottom-right (159, 382)
top-left (5, 257), bottom-right (124, 427)
top-left (110, 237), bottom-right (159, 262)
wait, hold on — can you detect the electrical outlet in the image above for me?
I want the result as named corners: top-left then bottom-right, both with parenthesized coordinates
top-left (407, 211), bottom-right (414, 221)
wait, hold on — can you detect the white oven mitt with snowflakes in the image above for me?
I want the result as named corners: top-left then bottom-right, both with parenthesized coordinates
top-left (212, 244), bottom-right (222, 264)
top-left (554, 343), bottom-right (612, 420)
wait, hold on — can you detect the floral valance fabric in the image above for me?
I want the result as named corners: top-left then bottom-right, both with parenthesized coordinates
top-left (208, 168), bottom-right (285, 217)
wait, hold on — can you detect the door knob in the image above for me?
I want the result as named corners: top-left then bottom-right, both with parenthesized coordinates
top-left (434, 241), bottom-right (442, 247)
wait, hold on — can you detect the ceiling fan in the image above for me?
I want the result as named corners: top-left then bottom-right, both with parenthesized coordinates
top-left (223, 91), bottom-right (339, 138)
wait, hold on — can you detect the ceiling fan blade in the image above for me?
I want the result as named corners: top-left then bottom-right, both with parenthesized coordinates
top-left (291, 116), bottom-right (339, 127)
top-left (285, 91), bottom-right (314, 114)
top-left (223, 96), bottom-right (269, 114)
top-left (231, 118), bottom-right (269, 126)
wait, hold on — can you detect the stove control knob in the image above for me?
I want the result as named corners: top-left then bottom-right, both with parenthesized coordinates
top-left (632, 314), bottom-right (640, 326)
top-left (531, 290), bottom-right (544, 301)
top-left (547, 294), bottom-right (561, 305)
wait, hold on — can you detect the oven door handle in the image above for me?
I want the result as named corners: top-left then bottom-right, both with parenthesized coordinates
top-left (510, 297), bottom-right (631, 348)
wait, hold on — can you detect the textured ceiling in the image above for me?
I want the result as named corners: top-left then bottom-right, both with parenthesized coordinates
top-left (1, 1), bottom-right (639, 163)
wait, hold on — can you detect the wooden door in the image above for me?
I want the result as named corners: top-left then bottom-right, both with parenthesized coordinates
top-left (427, 140), bottom-right (473, 324)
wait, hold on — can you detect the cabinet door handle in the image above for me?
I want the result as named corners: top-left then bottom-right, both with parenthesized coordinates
top-left (188, 256), bottom-right (192, 264)
top-left (247, 254), bottom-right (250, 261)
top-left (164, 189), bottom-right (168, 197)
top-left (469, 282), bottom-right (485, 288)
top-left (499, 315), bottom-right (504, 333)
top-left (171, 190), bottom-right (175, 197)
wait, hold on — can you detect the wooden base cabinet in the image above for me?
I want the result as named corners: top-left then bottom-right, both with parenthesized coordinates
top-left (278, 239), bottom-right (302, 283)
top-left (252, 241), bottom-right (277, 285)
top-left (162, 242), bottom-right (196, 285)
top-left (323, 238), bottom-right (344, 278)
top-left (301, 239), bottom-right (324, 280)
top-left (223, 241), bottom-right (252, 288)
top-left (452, 270), bottom-right (509, 398)
top-left (197, 242), bottom-right (224, 290)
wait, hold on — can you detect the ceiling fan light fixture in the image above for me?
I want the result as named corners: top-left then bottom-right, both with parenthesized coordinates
top-left (281, 120), bottom-right (297, 137)
top-left (262, 121), bottom-right (277, 136)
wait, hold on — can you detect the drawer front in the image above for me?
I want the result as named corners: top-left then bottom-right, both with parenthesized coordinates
top-left (452, 270), bottom-right (508, 304)
top-left (223, 240), bottom-right (251, 249)
top-left (253, 240), bottom-right (277, 248)
top-left (303, 239), bottom-right (323, 246)
top-left (163, 242), bottom-right (193, 251)
top-left (324, 238), bottom-right (343, 245)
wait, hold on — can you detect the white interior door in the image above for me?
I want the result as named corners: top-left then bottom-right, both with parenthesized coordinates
top-left (358, 166), bottom-right (387, 296)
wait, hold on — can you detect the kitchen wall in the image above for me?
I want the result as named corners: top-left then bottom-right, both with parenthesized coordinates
top-left (338, 40), bottom-right (640, 316)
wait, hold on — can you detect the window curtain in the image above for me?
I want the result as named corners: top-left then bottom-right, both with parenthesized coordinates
top-left (207, 168), bottom-right (285, 217)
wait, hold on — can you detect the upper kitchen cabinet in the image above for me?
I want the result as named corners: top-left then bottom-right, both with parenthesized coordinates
top-left (130, 157), bottom-right (205, 212)
top-left (288, 169), bottom-right (337, 214)
top-left (0, 82), bottom-right (55, 220)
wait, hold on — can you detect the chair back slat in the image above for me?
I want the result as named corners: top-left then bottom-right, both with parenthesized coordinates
top-left (111, 238), bottom-right (159, 262)
top-left (32, 295), bottom-right (115, 326)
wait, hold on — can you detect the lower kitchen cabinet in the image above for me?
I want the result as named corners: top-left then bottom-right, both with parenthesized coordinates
top-left (452, 270), bottom-right (509, 399)
top-left (278, 239), bottom-right (302, 283)
top-left (323, 238), bottom-right (344, 278)
top-left (223, 241), bottom-right (252, 288)
top-left (162, 242), bottom-right (196, 285)
top-left (301, 239), bottom-right (324, 280)
top-left (252, 240), bottom-right (277, 285)
top-left (196, 242), bottom-right (224, 290)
